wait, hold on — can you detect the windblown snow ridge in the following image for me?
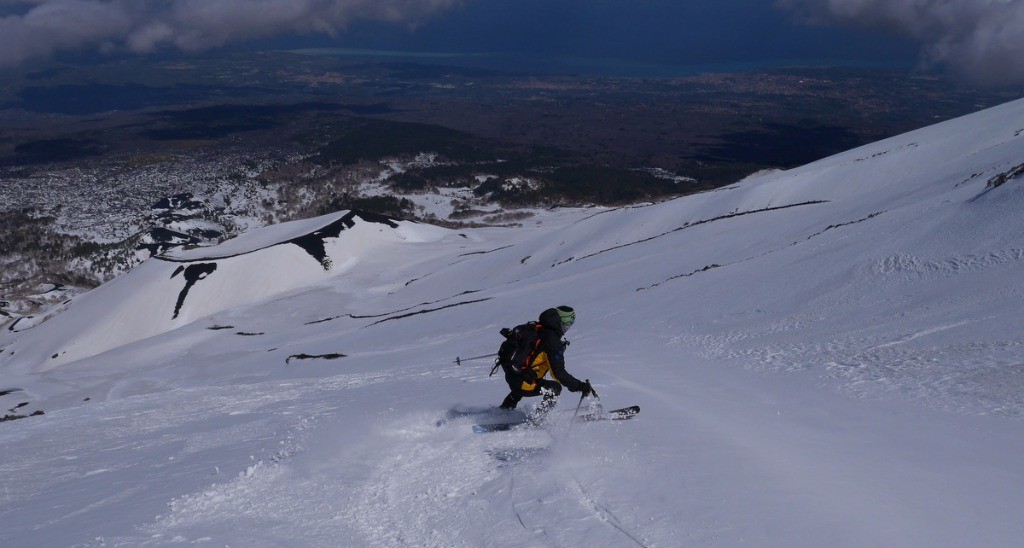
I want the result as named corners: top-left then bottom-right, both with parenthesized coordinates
top-left (158, 209), bottom-right (401, 266)
top-left (0, 209), bottom-right (446, 373)
top-left (571, 200), bottom-right (828, 264)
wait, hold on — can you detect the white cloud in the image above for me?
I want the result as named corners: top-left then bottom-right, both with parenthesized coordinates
top-left (778, 0), bottom-right (1024, 85)
top-left (0, 0), bottom-right (460, 67)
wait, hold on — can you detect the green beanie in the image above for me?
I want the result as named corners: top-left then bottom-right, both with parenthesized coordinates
top-left (555, 305), bottom-right (576, 328)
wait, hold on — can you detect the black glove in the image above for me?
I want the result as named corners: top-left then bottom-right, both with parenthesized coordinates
top-left (519, 367), bottom-right (537, 383)
top-left (579, 381), bottom-right (593, 397)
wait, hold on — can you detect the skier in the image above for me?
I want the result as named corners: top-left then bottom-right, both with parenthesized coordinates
top-left (498, 305), bottom-right (593, 419)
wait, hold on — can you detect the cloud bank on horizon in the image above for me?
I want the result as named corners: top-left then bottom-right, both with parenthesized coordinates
top-left (778, 0), bottom-right (1024, 86)
top-left (0, 0), bottom-right (457, 66)
top-left (1, 0), bottom-right (1023, 86)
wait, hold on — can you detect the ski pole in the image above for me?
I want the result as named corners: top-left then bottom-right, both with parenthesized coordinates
top-left (454, 352), bottom-right (498, 367)
top-left (573, 391), bottom-right (586, 419)
top-left (573, 379), bottom-right (596, 419)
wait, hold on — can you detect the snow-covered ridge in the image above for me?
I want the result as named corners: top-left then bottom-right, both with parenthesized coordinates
top-left (0, 209), bottom-right (454, 375)
top-left (163, 209), bottom-right (408, 262)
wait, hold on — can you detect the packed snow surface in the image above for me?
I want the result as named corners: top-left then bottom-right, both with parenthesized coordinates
top-left (2, 98), bottom-right (1024, 547)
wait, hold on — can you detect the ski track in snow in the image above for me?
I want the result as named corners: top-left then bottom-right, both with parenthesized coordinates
top-left (108, 418), bottom-right (646, 546)
top-left (666, 237), bottom-right (1024, 418)
top-left (680, 311), bottom-right (1024, 419)
top-left (0, 369), bottom-right (412, 547)
top-left (871, 249), bottom-right (1024, 279)
top-left (332, 413), bottom-right (654, 547)
top-left (41, 361), bottom-right (656, 547)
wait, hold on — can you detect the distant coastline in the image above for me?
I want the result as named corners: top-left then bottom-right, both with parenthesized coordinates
top-left (285, 47), bottom-right (914, 78)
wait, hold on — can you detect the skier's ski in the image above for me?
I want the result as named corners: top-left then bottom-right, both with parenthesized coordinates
top-left (473, 406), bottom-right (639, 433)
top-left (437, 406), bottom-right (526, 428)
top-left (472, 421), bottom-right (530, 433)
top-left (575, 405), bottom-right (640, 422)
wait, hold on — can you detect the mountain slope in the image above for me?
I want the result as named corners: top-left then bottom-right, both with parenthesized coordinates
top-left (0, 210), bottom-right (456, 376)
top-left (1, 98), bottom-right (1024, 546)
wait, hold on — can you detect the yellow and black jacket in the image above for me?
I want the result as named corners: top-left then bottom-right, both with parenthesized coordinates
top-left (502, 308), bottom-right (586, 394)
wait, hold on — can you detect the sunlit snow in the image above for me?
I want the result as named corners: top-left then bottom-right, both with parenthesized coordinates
top-left (2, 98), bottom-right (1024, 547)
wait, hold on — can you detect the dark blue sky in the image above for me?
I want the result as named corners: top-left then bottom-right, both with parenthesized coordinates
top-left (287, 0), bottom-right (919, 74)
top-left (4, 0), bottom-right (1020, 84)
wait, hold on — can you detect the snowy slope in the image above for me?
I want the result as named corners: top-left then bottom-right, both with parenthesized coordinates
top-left (0, 210), bottom-right (454, 377)
top-left (1, 98), bottom-right (1024, 547)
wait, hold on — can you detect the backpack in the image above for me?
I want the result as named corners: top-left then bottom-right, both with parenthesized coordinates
top-left (490, 322), bottom-right (543, 378)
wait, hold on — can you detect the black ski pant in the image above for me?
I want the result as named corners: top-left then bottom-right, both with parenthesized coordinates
top-left (500, 376), bottom-right (562, 410)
